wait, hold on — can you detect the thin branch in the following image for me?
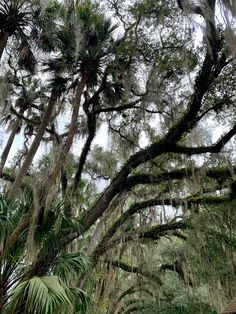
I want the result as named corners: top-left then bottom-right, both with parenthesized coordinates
top-left (171, 124), bottom-right (236, 155)
top-left (94, 220), bottom-right (189, 259)
top-left (96, 98), bottom-right (142, 113)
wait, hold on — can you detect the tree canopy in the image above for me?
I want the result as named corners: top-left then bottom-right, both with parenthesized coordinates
top-left (0, 0), bottom-right (236, 313)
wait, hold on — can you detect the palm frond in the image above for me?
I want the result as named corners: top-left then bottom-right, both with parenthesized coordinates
top-left (35, 202), bottom-right (84, 260)
top-left (70, 287), bottom-right (92, 314)
top-left (0, 211), bottom-right (11, 243)
top-left (0, 193), bottom-right (31, 243)
top-left (5, 275), bottom-right (73, 314)
top-left (52, 252), bottom-right (91, 285)
top-left (0, 0), bottom-right (31, 36)
top-left (53, 206), bottom-right (84, 235)
top-left (31, 2), bottom-right (64, 52)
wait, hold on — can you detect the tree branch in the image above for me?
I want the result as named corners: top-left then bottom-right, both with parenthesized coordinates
top-left (72, 110), bottom-right (97, 192)
top-left (171, 124), bottom-right (236, 155)
top-left (96, 98), bottom-right (142, 113)
top-left (93, 194), bottom-right (227, 259)
top-left (125, 165), bottom-right (236, 190)
top-left (106, 260), bottom-right (162, 285)
top-left (94, 220), bottom-right (190, 259)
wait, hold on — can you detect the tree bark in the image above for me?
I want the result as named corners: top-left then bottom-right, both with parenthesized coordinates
top-left (0, 107), bottom-right (26, 176)
top-left (72, 110), bottom-right (96, 192)
top-left (8, 91), bottom-right (58, 198)
top-left (0, 32), bottom-right (9, 61)
top-left (0, 120), bottom-right (20, 176)
top-left (42, 76), bottom-right (87, 197)
top-left (7, 212), bottom-right (31, 248)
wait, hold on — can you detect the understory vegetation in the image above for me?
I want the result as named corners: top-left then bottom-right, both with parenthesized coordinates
top-left (0, 0), bottom-right (236, 313)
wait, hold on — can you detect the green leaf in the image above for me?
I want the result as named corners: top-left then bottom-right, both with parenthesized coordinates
top-left (6, 275), bottom-right (73, 314)
top-left (52, 252), bottom-right (92, 285)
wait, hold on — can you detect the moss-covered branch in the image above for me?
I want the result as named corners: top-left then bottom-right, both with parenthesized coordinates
top-left (94, 195), bottom-right (227, 259)
top-left (94, 220), bottom-right (189, 259)
top-left (125, 165), bottom-right (236, 190)
top-left (96, 98), bottom-right (142, 113)
top-left (170, 125), bottom-right (236, 155)
top-left (106, 260), bottom-right (162, 285)
top-left (79, 45), bottom-right (227, 233)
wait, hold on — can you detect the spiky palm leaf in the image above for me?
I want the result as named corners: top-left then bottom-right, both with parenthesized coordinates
top-left (52, 252), bottom-right (91, 285)
top-left (76, 4), bottom-right (118, 87)
top-left (0, 193), bottom-right (33, 311)
top-left (1, 78), bottom-right (46, 137)
top-left (5, 276), bottom-right (73, 314)
top-left (0, 0), bottom-right (41, 71)
top-left (46, 2), bottom-right (118, 88)
top-left (0, 193), bottom-right (92, 313)
top-left (71, 287), bottom-right (92, 314)
top-left (0, 0), bottom-right (30, 36)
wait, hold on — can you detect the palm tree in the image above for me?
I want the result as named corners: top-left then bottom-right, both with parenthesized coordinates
top-left (0, 81), bottom-right (44, 176)
top-left (8, 1), bottom-right (118, 198)
top-left (0, 0), bottom-right (36, 66)
top-left (41, 2), bottom-right (119, 197)
top-left (8, 76), bottom-right (67, 198)
top-left (0, 193), bottom-right (92, 313)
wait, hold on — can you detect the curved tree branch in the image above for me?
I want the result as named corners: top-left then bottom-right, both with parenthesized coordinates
top-left (106, 259), bottom-right (162, 285)
top-left (171, 124), bottom-right (236, 155)
top-left (125, 165), bottom-right (236, 190)
top-left (72, 109), bottom-right (97, 192)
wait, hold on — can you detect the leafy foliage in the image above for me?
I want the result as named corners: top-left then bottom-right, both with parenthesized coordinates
top-left (5, 276), bottom-right (72, 314)
top-left (0, 0), bottom-right (236, 313)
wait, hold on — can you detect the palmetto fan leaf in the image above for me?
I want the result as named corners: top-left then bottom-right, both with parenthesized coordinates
top-left (71, 287), bottom-right (92, 313)
top-left (31, 1), bottom-right (66, 53)
top-left (0, 195), bottom-right (12, 242)
top-left (5, 276), bottom-right (73, 314)
top-left (0, 0), bottom-right (39, 71)
top-left (45, 2), bottom-right (118, 88)
top-left (0, 193), bottom-right (31, 243)
top-left (75, 4), bottom-right (118, 86)
top-left (0, 192), bottom-right (92, 313)
top-left (44, 24), bottom-right (76, 74)
top-left (0, 0), bottom-right (30, 36)
top-left (0, 193), bottom-right (33, 309)
top-left (32, 201), bottom-right (84, 261)
top-left (52, 252), bottom-right (92, 285)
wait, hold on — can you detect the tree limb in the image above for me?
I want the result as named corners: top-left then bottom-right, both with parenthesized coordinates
top-left (125, 165), bottom-right (236, 190)
top-left (106, 260), bottom-right (162, 285)
top-left (171, 124), bottom-right (236, 155)
top-left (72, 109), bottom-right (97, 192)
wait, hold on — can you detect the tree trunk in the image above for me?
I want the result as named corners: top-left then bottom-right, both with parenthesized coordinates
top-left (42, 76), bottom-right (87, 197)
top-left (0, 32), bottom-right (9, 60)
top-left (72, 111), bottom-right (96, 192)
top-left (0, 120), bottom-right (20, 176)
top-left (8, 91), bottom-right (58, 198)
top-left (0, 106), bottom-right (26, 176)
